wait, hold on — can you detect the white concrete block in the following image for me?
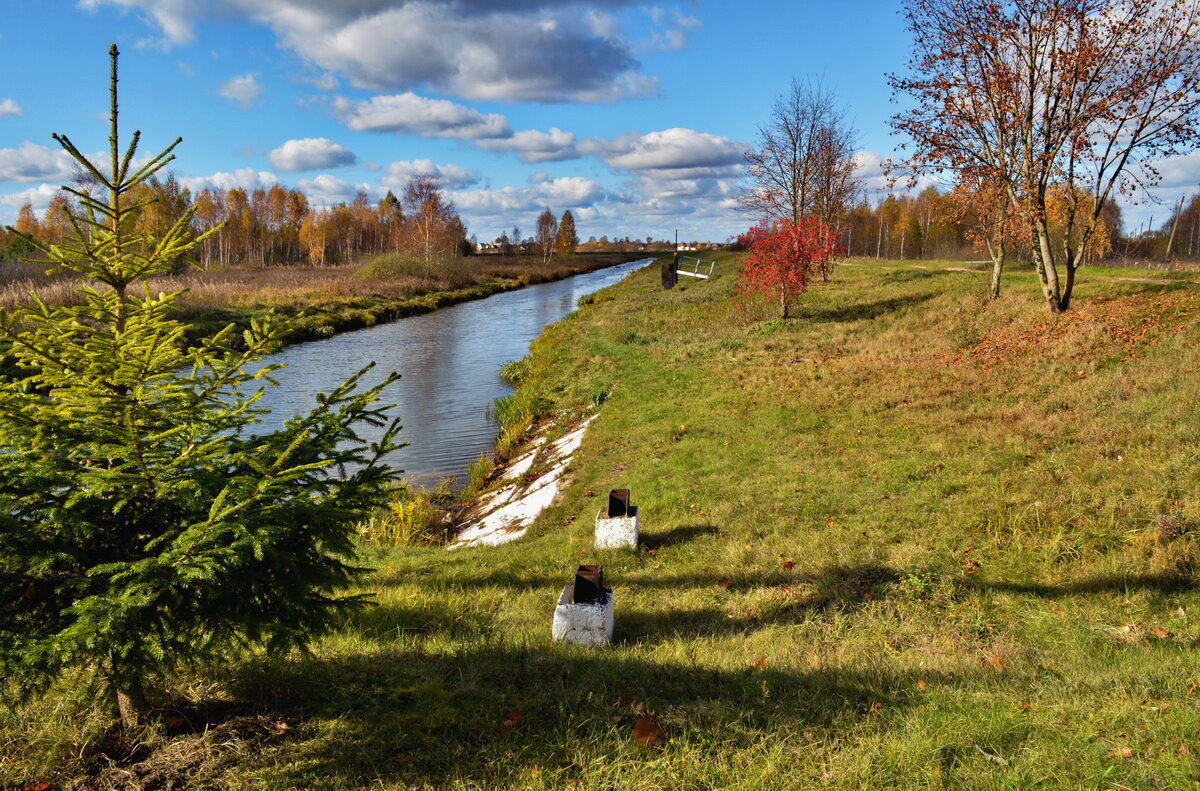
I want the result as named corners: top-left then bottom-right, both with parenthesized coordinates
top-left (551, 584), bottom-right (614, 647)
top-left (595, 507), bottom-right (639, 550)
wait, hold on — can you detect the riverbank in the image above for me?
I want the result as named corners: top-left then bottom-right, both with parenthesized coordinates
top-left (176, 252), bottom-right (647, 348)
top-left (7, 255), bottom-right (1200, 788)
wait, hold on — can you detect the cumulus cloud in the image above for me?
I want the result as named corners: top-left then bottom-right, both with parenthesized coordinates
top-left (332, 93), bottom-right (511, 140)
top-left (476, 127), bottom-right (580, 163)
top-left (80, 0), bottom-right (661, 102)
top-left (0, 99), bottom-right (23, 118)
top-left (179, 168), bottom-right (280, 193)
top-left (453, 176), bottom-right (606, 214)
top-left (0, 142), bottom-right (76, 183)
top-left (582, 127), bottom-right (746, 174)
top-left (295, 173), bottom-right (379, 207)
top-left (381, 159), bottom-right (478, 191)
top-left (218, 73), bottom-right (263, 108)
top-left (0, 183), bottom-right (62, 210)
top-left (268, 137), bottom-right (357, 172)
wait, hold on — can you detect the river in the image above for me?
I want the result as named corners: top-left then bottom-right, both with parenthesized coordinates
top-left (249, 258), bottom-right (653, 486)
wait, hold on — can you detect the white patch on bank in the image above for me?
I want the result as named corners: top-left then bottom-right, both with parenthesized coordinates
top-left (450, 417), bottom-right (594, 549)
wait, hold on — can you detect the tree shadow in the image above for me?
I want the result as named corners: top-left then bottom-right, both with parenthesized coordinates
top-left (226, 642), bottom-right (953, 787)
top-left (640, 524), bottom-right (720, 549)
top-left (960, 572), bottom-right (1197, 599)
top-left (803, 292), bottom-right (937, 323)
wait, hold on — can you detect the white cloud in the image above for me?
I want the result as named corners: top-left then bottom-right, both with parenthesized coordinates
top-left (0, 98), bottom-right (23, 118)
top-left (0, 183), bottom-right (62, 210)
top-left (582, 128), bottom-right (746, 174)
top-left (268, 137), bottom-right (357, 172)
top-left (453, 176), bottom-right (606, 214)
top-left (381, 159), bottom-right (478, 191)
top-left (179, 168), bottom-right (280, 193)
top-left (637, 8), bottom-right (701, 53)
top-left (295, 173), bottom-right (379, 207)
top-left (80, 0), bottom-right (657, 102)
top-left (0, 142), bottom-right (76, 183)
top-left (332, 93), bottom-right (511, 140)
top-left (477, 127), bottom-right (580, 163)
top-left (218, 73), bottom-right (263, 108)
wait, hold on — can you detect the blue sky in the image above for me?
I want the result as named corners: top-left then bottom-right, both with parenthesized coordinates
top-left (0, 0), bottom-right (1192, 242)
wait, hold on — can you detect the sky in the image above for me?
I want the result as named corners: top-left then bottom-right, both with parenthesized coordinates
top-left (0, 0), bottom-right (1195, 244)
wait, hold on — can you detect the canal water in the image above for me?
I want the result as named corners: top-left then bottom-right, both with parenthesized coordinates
top-left (249, 258), bottom-right (653, 486)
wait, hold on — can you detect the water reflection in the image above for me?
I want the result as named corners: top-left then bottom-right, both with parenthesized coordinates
top-left (249, 259), bottom-right (652, 486)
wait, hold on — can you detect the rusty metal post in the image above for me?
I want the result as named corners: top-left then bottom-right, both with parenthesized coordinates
top-left (662, 254), bottom-right (678, 289)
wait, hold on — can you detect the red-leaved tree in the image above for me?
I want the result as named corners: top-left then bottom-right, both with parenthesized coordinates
top-left (737, 218), bottom-right (840, 318)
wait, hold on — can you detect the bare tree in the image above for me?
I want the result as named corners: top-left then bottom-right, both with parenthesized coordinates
top-left (740, 78), bottom-right (861, 228)
top-left (891, 0), bottom-right (1200, 313)
top-left (534, 209), bottom-right (558, 265)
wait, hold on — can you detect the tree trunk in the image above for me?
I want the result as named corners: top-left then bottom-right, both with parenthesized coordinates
top-left (1033, 221), bottom-right (1065, 314)
top-left (986, 238), bottom-right (1005, 301)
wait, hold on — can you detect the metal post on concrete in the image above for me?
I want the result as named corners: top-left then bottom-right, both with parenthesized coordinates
top-left (552, 564), bottom-right (614, 647)
top-left (595, 489), bottom-right (639, 550)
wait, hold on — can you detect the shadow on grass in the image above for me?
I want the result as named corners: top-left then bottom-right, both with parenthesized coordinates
top-left (228, 641), bottom-right (949, 787)
top-left (803, 292), bottom-right (937, 323)
top-left (641, 524), bottom-right (720, 549)
top-left (963, 572), bottom-right (1198, 598)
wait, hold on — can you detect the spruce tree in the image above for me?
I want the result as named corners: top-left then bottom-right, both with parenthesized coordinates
top-left (0, 46), bottom-right (403, 729)
top-left (555, 210), bottom-right (578, 257)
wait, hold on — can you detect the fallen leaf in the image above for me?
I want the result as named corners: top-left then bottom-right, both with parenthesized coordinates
top-left (1148, 627), bottom-right (1173, 639)
top-left (716, 577), bottom-right (733, 590)
top-left (1180, 743), bottom-right (1191, 757)
top-left (633, 714), bottom-right (666, 746)
top-left (1019, 701), bottom-right (1031, 711)
top-left (499, 709), bottom-right (523, 738)
top-left (25, 783), bottom-right (51, 791)
top-left (752, 655), bottom-right (767, 670)
top-left (783, 559), bottom-right (796, 570)
top-left (272, 720), bottom-right (289, 733)
top-left (917, 679), bottom-right (926, 689)
top-left (869, 701), bottom-right (884, 715)
top-left (1113, 746), bottom-right (1134, 760)
top-left (982, 653), bottom-right (1005, 671)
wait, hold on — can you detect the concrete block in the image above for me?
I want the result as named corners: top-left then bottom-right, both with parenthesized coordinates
top-left (595, 507), bottom-right (639, 550)
top-left (552, 584), bottom-right (614, 647)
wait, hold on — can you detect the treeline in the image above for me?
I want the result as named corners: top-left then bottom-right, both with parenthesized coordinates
top-left (0, 175), bottom-right (471, 269)
top-left (832, 186), bottom-right (1127, 263)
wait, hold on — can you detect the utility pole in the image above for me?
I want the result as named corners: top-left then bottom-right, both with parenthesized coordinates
top-left (1166, 195), bottom-right (1185, 262)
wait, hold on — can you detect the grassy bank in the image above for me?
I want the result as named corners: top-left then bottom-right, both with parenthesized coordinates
top-left (0, 252), bottom-right (644, 348)
top-left (6, 256), bottom-right (1200, 788)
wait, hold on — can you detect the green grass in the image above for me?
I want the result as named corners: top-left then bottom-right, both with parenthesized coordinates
top-left (5, 255), bottom-right (1200, 788)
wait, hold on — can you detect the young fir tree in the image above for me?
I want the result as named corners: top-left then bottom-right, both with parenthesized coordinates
top-left (0, 46), bottom-right (403, 729)
top-left (554, 210), bottom-right (578, 257)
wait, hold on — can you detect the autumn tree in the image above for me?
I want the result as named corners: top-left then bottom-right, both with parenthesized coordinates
top-left (947, 177), bottom-right (1027, 299)
top-left (555, 210), bottom-right (578, 257)
top-left (535, 209), bottom-right (558, 265)
top-left (891, 0), bottom-right (1200, 313)
top-left (402, 176), bottom-right (464, 269)
top-left (0, 46), bottom-right (403, 729)
top-left (741, 78), bottom-right (861, 228)
top-left (736, 218), bottom-right (840, 318)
